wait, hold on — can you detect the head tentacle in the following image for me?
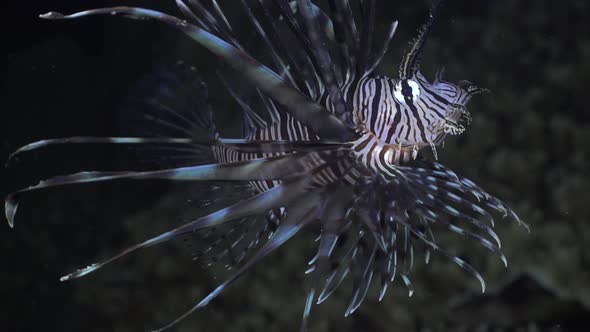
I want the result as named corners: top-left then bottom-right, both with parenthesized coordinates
top-left (399, 0), bottom-right (443, 80)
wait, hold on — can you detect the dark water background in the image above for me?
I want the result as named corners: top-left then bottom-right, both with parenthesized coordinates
top-left (2, 1), bottom-right (590, 331)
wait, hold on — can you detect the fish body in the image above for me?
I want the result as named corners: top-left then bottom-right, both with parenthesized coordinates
top-left (6, 1), bottom-right (528, 331)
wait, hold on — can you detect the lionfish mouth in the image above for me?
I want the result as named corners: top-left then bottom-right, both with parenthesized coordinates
top-left (6, 1), bottom-right (528, 331)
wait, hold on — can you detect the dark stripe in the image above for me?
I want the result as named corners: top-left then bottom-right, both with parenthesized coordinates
top-left (407, 103), bottom-right (428, 143)
top-left (421, 85), bottom-right (451, 107)
top-left (386, 100), bottom-right (402, 143)
top-left (421, 94), bottom-right (446, 118)
top-left (354, 135), bottom-right (372, 152)
top-left (369, 79), bottom-right (381, 131)
top-left (416, 100), bottom-right (433, 127)
top-left (365, 140), bottom-right (378, 164)
top-left (346, 78), bottom-right (360, 113)
top-left (378, 145), bottom-right (389, 166)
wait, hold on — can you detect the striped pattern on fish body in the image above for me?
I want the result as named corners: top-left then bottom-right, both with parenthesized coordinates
top-left (342, 72), bottom-right (475, 170)
top-left (212, 111), bottom-right (352, 192)
top-left (215, 69), bottom-right (476, 192)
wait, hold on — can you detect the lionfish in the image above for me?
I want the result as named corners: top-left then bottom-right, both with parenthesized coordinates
top-left (5, 0), bottom-right (529, 331)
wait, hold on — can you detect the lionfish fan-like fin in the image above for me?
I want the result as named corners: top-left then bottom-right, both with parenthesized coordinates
top-left (391, 221), bottom-right (413, 276)
top-left (287, 0), bottom-right (336, 42)
top-left (178, 0), bottom-right (245, 53)
top-left (39, 8), bottom-right (355, 142)
top-left (367, 20), bottom-right (398, 74)
top-left (400, 274), bottom-right (414, 297)
top-left (342, 238), bottom-right (367, 315)
top-left (211, 0), bottom-right (233, 33)
top-left (257, 89), bottom-right (283, 125)
top-left (411, 187), bottom-right (503, 249)
top-left (175, 1), bottom-right (207, 30)
top-left (442, 221), bottom-right (508, 267)
top-left (329, 0), bottom-right (360, 51)
top-left (237, 0), bottom-right (299, 89)
top-left (405, 227), bottom-right (415, 272)
top-left (422, 224), bottom-right (436, 264)
top-left (218, 139), bottom-right (350, 153)
top-left (6, 137), bottom-right (195, 166)
top-left (6, 135), bottom-right (347, 166)
top-left (182, 214), bottom-right (263, 270)
top-left (297, 0), bottom-right (351, 127)
top-left (316, 233), bottom-right (359, 304)
top-left (376, 250), bottom-right (392, 301)
top-left (408, 178), bottom-right (499, 231)
top-left (301, 287), bottom-right (316, 332)
top-left (4, 152), bottom-right (333, 227)
top-left (60, 176), bottom-right (316, 283)
top-left (303, 186), bottom-right (352, 328)
top-left (404, 169), bottom-right (486, 207)
top-left (326, 0), bottom-right (358, 75)
top-left (217, 72), bottom-right (268, 136)
top-left (185, 202), bottom-right (281, 271)
top-left (355, 0), bottom-right (375, 78)
top-left (153, 191), bottom-right (322, 332)
top-left (388, 248), bottom-right (398, 282)
top-left (308, 227), bottom-right (339, 281)
top-left (402, 174), bottom-right (507, 262)
top-left (253, 0), bottom-right (318, 97)
top-left (432, 161), bottom-right (502, 200)
top-left (399, 218), bottom-right (487, 293)
top-left (345, 243), bottom-right (377, 316)
top-left (443, 170), bottom-right (529, 231)
top-left (180, 0), bottom-right (228, 39)
top-left (356, 208), bottom-right (388, 252)
top-left (403, 171), bottom-right (496, 226)
top-left (271, 0), bottom-right (323, 97)
top-left (398, 162), bottom-right (522, 243)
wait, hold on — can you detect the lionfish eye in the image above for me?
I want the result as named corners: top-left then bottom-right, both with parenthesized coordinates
top-left (394, 79), bottom-right (420, 105)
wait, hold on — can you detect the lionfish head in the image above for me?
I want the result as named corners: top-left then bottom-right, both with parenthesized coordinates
top-left (430, 70), bottom-right (490, 137)
top-left (396, 0), bottom-right (490, 142)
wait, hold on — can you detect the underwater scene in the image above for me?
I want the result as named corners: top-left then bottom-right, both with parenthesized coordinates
top-left (2, 1), bottom-right (589, 331)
